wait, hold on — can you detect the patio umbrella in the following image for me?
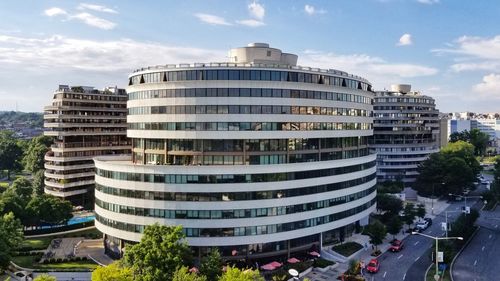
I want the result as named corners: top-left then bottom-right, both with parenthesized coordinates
top-left (308, 251), bottom-right (320, 257)
top-left (287, 257), bottom-right (301, 264)
top-left (260, 264), bottom-right (276, 271)
top-left (189, 267), bottom-right (199, 273)
top-left (270, 261), bottom-right (282, 268)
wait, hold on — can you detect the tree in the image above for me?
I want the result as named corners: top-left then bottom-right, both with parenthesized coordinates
top-left (92, 261), bottom-right (133, 281)
top-left (0, 212), bottom-right (23, 269)
top-left (23, 135), bottom-right (52, 173)
top-left (10, 177), bottom-right (33, 201)
top-left (441, 141), bottom-right (481, 176)
top-left (364, 221), bottom-right (386, 251)
top-left (469, 128), bottom-right (489, 156)
top-left (449, 131), bottom-right (470, 143)
top-left (376, 194), bottom-right (403, 215)
top-left (386, 215), bottom-right (403, 239)
top-left (200, 248), bottom-right (222, 281)
top-left (34, 274), bottom-right (57, 281)
top-left (416, 204), bottom-right (426, 220)
top-left (403, 203), bottom-right (416, 230)
top-left (123, 224), bottom-right (192, 281)
top-left (218, 266), bottom-right (264, 281)
top-left (0, 131), bottom-right (23, 179)
top-left (377, 181), bottom-right (404, 194)
top-left (25, 194), bottom-right (73, 226)
top-left (32, 169), bottom-right (46, 196)
top-left (173, 267), bottom-right (207, 281)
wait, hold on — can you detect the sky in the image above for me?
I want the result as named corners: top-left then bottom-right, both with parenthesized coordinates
top-left (0, 0), bottom-right (499, 113)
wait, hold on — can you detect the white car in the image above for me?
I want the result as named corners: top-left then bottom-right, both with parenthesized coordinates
top-left (415, 220), bottom-right (430, 232)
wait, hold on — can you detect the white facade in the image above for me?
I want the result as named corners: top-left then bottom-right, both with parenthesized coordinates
top-left (94, 43), bottom-right (376, 259)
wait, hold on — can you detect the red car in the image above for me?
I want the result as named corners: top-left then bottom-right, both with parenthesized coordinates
top-left (389, 239), bottom-right (404, 252)
top-left (366, 259), bottom-right (380, 273)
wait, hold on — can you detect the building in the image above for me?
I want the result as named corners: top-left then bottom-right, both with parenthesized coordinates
top-left (43, 85), bottom-right (130, 205)
top-left (371, 84), bottom-right (440, 185)
top-left (94, 43), bottom-right (377, 260)
top-left (447, 118), bottom-right (500, 152)
top-left (438, 115), bottom-right (448, 148)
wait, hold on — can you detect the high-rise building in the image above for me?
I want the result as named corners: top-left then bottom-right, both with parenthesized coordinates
top-left (43, 85), bottom-right (130, 205)
top-left (94, 43), bottom-right (377, 259)
top-left (371, 84), bottom-right (440, 185)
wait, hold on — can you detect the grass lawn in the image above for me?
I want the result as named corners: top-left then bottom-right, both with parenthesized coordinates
top-left (426, 264), bottom-right (451, 281)
top-left (331, 242), bottom-right (363, 257)
top-left (20, 237), bottom-right (53, 250)
top-left (11, 255), bottom-right (98, 270)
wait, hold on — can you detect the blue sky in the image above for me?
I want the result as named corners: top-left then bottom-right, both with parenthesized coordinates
top-left (0, 0), bottom-right (499, 112)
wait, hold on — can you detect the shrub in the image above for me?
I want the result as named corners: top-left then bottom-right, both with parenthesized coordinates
top-left (314, 258), bottom-right (334, 268)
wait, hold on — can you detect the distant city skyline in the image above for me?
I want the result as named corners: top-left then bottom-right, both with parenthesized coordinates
top-left (0, 0), bottom-right (499, 112)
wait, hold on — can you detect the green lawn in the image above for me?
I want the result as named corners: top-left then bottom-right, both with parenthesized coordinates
top-left (20, 237), bottom-right (53, 250)
top-left (11, 255), bottom-right (98, 270)
top-left (331, 242), bottom-right (363, 257)
top-left (426, 264), bottom-right (451, 281)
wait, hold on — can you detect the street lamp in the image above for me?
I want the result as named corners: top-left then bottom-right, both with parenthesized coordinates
top-left (444, 210), bottom-right (461, 238)
top-left (448, 193), bottom-right (483, 215)
top-left (412, 232), bottom-right (463, 281)
top-left (431, 182), bottom-right (445, 215)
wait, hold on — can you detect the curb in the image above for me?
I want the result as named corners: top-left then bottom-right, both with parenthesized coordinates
top-left (424, 262), bottom-right (433, 281)
top-left (450, 226), bottom-right (481, 281)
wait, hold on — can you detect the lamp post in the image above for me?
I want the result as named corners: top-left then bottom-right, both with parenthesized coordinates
top-left (448, 193), bottom-right (483, 215)
top-left (412, 232), bottom-right (463, 281)
top-left (431, 182), bottom-right (445, 215)
top-left (444, 210), bottom-right (461, 238)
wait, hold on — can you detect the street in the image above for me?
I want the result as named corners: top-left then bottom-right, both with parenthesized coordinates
top-left (365, 199), bottom-right (481, 281)
top-left (452, 206), bottom-right (500, 281)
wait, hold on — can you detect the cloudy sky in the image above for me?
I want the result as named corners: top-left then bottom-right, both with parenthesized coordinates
top-left (0, 0), bottom-right (499, 112)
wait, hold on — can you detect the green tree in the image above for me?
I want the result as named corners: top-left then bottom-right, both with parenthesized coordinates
top-left (23, 135), bottom-right (52, 173)
top-left (218, 266), bottom-right (264, 281)
top-left (376, 194), bottom-right (403, 215)
top-left (403, 203), bottom-right (416, 230)
top-left (416, 204), bottom-right (426, 220)
top-left (0, 212), bottom-right (24, 269)
top-left (25, 194), bottom-right (73, 226)
top-left (32, 169), bottom-right (46, 196)
top-left (173, 267), bottom-right (207, 281)
top-left (377, 181), bottom-right (404, 194)
top-left (92, 261), bottom-right (133, 281)
top-left (441, 141), bottom-right (481, 176)
top-left (200, 248), bottom-right (223, 281)
top-left (10, 177), bottom-right (33, 201)
top-left (449, 131), bottom-right (470, 143)
top-left (364, 221), bottom-right (386, 250)
top-left (0, 131), bottom-right (23, 179)
top-left (34, 274), bottom-right (57, 281)
top-left (469, 128), bottom-right (490, 156)
top-left (123, 224), bottom-right (192, 281)
top-left (386, 215), bottom-right (403, 239)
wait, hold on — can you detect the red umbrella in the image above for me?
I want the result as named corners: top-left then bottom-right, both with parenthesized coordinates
top-left (308, 251), bottom-right (320, 257)
top-left (287, 257), bottom-right (301, 264)
top-left (260, 264), bottom-right (276, 271)
top-left (270, 261), bottom-right (282, 268)
top-left (189, 267), bottom-right (199, 273)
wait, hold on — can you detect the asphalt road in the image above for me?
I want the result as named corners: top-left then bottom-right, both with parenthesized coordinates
top-left (452, 206), bottom-right (500, 281)
top-left (364, 200), bottom-right (472, 281)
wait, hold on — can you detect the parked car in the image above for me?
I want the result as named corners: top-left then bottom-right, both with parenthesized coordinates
top-left (424, 217), bottom-right (432, 226)
top-left (366, 259), bottom-right (380, 273)
top-left (415, 220), bottom-right (430, 232)
top-left (389, 239), bottom-right (404, 252)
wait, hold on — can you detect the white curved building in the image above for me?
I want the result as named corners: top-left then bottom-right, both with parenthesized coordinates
top-left (94, 43), bottom-right (377, 259)
top-left (372, 84), bottom-right (440, 185)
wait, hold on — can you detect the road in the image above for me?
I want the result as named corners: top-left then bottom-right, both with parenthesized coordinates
top-left (452, 206), bottom-right (500, 281)
top-left (365, 199), bottom-right (475, 281)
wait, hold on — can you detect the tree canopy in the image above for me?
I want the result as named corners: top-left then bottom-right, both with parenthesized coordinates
top-left (123, 224), bottom-right (192, 281)
top-left (218, 266), bottom-right (264, 281)
top-left (173, 267), bottom-right (207, 281)
top-left (92, 261), bottom-right (134, 281)
top-left (376, 193), bottom-right (403, 215)
top-left (200, 249), bottom-right (223, 281)
top-left (0, 131), bottom-right (23, 179)
top-left (23, 135), bottom-right (52, 173)
top-left (364, 220), bottom-right (386, 250)
top-left (25, 194), bottom-right (73, 226)
top-left (449, 129), bottom-right (490, 156)
top-left (0, 212), bottom-right (23, 269)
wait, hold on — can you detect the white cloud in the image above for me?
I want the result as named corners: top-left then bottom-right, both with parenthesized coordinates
top-left (43, 6), bottom-right (116, 30)
top-left (417, 0), bottom-right (439, 4)
top-left (237, 19), bottom-right (265, 27)
top-left (70, 12), bottom-right (116, 30)
top-left (248, 1), bottom-right (265, 20)
top-left (44, 7), bottom-right (68, 17)
top-left (0, 34), bottom-right (225, 72)
top-left (300, 50), bottom-right (438, 88)
top-left (473, 74), bottom-right (500, 97)
top-left (304, 4), bottom-right (326, 16)
top-left (77, 3), bottom-right (118, 14)
top-left (194, 13), bottom-right (232, 26)
top-left (397, 33), bottom-right (413, 46)
top-left (433, 35), bottom-right (500, 73)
